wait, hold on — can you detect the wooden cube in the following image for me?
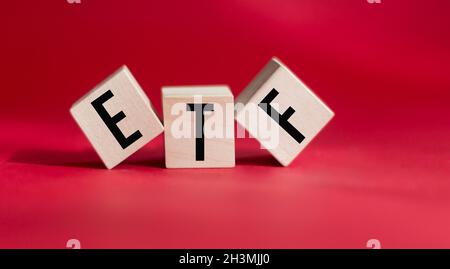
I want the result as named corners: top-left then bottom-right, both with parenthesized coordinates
top-left (162, 86), bottom-right (235, 168)
top-left (235, 57), bottom-right (334, 166)
top-left (70, 66), bottom-right (164, 169)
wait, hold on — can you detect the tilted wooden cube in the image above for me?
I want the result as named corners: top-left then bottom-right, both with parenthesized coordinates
top-left (162, 86), bottom-right (235, 168)
top-left (70, 66), bottom-right (164, 169)
top-left (235, 58), bottom-right (334, 166)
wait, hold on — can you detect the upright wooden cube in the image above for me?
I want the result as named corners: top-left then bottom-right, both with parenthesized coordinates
top-left (162, 86), bottom-right (235, 168)
top-left (70, 66), bottom-right (164, 169)
top-left (235, 57), bottom-right (334, 166)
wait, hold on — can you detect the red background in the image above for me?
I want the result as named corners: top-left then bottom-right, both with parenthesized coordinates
top-left (0, 0), bottom-right (449, 248)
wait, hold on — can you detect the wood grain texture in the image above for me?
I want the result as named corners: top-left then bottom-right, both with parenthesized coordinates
top-left (70, 66), bottom-right (163, 169)
top-left (163, 86), bottom-right (235, 168)
top-left (236, 57), bottom-right (334, 166)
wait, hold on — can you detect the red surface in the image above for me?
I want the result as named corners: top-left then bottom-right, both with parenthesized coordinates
top-left (0, 0), bottom-right (449, 248)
